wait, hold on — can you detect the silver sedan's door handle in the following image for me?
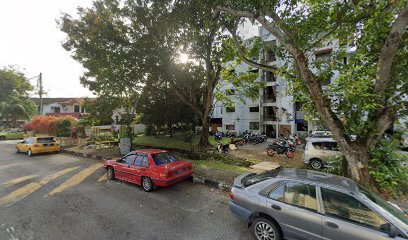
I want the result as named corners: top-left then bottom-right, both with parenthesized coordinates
top-left (271, 204), bottom-right (282, 210)
top-left (326, 221), bottom-right (339, 229)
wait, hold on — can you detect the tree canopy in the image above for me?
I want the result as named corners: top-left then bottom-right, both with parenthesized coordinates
top-left (217, 0), bottom-right (408, 186)
top-left (0, 67), bottom-right (36, 127)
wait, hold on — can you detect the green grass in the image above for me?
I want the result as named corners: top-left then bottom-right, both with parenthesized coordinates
top-left (186, 160), bottom-right (250, 174)
top-left (133, 134), bottom-right (238, 150)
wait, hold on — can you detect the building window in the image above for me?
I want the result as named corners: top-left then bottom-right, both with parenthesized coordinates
top-left (249, 122), bottom-right (259, 130)
top-left (226, 89), bottom-right (235, 95)
top-left (296, 120), bottom-right (308, 131)
top-left (264, 40), bottom-right (276, 62)
top-left (249, 106), bottom-right (259, 112)
top-left (74, 105), bottom-right (80, 113)
top-left (265, 71), bottom-right (275, 82)
top-left (226, 124), bottom-right (235, 130)
top-left (226, 106), bottom-right (235, 113)
top-left (53, 107), bottom-right (60, 113)
top-left (81, 107), bottom-right (85, 113)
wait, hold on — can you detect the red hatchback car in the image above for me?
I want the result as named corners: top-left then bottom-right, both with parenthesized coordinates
top-left (104, 149), bottom-right (193, 191)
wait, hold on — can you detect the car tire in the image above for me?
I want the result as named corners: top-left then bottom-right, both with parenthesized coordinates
top-left (142, 177), bottom-right (154, 192)
top-left (107, 167), bottom-right (115, 180)
top-left (250, 217), bottom-right (282, 240)
top-left (27, 149), bottom-right (33, 157)
top-left (310, 159), bottom-right (323, 169)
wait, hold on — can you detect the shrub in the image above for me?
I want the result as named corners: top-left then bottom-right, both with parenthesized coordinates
top-left (29, 115), bottom-right (77, 136)
top-left (22, 123), bottom-right (33, 131)
top-left (369, 137), bottom-right (408, 197)
top-left (93, 132), bottom-right (115, 142)
top-left (56, 119), bottom-right (72, 137)
top-left (31, 115), bottom-right (57, 134)
top-left (145, 124), bottom-right (155, 136)
top-left (182, 130), bottom-right (195, 143)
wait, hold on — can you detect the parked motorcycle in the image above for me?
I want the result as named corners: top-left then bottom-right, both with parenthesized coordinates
top-left (214, 131), bottom-right (223, 141)
top-left (214, 142), bottom-right (230, 154)
top-left (266, 140), bottom-right (296, 158)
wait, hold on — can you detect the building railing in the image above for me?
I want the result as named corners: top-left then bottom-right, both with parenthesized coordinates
top-left (263, 116), bottom-right (277, 121)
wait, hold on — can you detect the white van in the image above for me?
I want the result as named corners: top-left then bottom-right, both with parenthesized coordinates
top-left (304, 138), bottom-right (340, 169)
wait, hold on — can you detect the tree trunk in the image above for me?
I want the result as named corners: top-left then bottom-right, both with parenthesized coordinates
top-left (199, 85), bottom-right (213, 148)
top-left (342, 144), bottom-right (375, 187)
top-left (200, 115), bottom-right (210, 147)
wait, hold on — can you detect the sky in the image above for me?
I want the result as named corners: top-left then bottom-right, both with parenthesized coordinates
top-left (0, 0), bottom-right (94, 98)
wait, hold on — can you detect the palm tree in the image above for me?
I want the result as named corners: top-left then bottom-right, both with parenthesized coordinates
top-left (0, 101), bottom-right (29, 128)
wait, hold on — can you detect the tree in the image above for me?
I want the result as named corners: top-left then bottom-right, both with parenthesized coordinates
top-left (60, 0), bottom-right (260, 148)
top-left (0, 66), bottom-right (36, 127)
top-left (82, 97), bottom-right (120, 126)
top-left (217, 0), bottom-right (408, 186)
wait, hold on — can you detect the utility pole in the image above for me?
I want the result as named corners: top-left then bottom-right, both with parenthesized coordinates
top-left (39, 73), bottom-right (43, 115)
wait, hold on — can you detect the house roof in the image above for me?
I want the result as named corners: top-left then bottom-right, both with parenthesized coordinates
top-left (30, 98), bottom-right (95, 105)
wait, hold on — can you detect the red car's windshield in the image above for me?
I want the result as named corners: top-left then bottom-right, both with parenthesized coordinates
top-left (152, 152), bottom-right (177, 166)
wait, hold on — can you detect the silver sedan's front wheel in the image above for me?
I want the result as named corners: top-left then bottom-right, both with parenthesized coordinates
top-left (251, 218), bottom-right (282, 240)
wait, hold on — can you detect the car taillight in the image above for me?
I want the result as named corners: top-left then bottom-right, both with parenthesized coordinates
top-left (229, 192), bottom-right (234, 200)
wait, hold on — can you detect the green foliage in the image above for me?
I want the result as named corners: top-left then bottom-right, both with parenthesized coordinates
top-left (323, 154), bottom-right (346, 176)
top-left (56, 119), bottom-right (72, 137)
top-left (0, 66), bottom-right (37, 126)
top-left (144, 124), bottom-right (155, 136)
top-left (182, 130), bottom-right (195, 143)
top-left (369, 137), bottom-right (408, 197)
top-left (81, 97), bottom-right (119, 126)
top-left (92, 132), bottom-right (115, 142)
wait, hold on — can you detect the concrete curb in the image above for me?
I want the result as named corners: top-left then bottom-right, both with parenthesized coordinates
top-left (61, 149), bottom-right (233, 192)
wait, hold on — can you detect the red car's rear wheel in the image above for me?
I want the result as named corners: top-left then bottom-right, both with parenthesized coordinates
top-left (142, 177), bottom-right (154, 192)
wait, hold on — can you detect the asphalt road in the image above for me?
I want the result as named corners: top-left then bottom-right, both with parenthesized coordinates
top-left (0, 140), bottom-right (249, 240)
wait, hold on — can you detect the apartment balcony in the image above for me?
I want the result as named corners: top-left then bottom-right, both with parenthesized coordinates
top-left (263, 116), bottom-right (277, 121)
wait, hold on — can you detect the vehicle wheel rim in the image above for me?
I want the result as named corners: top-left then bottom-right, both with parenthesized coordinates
top-left (311, 160), bottom-right (321, 169)
top-left (143, 178), bottom-right (151, 190)
top-left (255, 222), bottom-right (275, 240)
top-left (267, 149), bottom-right (275, 156)
top-left (287, 151), bottom-right (294, 158)
top-left (28, 150), bottom-right (31, 156)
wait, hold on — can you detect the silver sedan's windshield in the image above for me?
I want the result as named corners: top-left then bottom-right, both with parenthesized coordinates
top-left (359, 185), bottom-right (408, 226)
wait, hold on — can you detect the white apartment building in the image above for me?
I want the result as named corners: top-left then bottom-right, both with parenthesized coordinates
top-left (211, 25), bottom-right (339, 138)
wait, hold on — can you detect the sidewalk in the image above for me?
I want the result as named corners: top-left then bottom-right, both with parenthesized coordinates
top-left (61, 146), bottom-right (243, 191)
